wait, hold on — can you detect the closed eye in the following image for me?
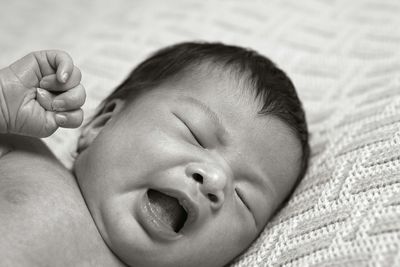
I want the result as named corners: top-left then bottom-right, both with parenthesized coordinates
top-left (186, 126), bottom-right (203, 147)
top-left (172, 112), bottom-right (203, 147)
top-left (236, 187), bottom-right (258, 229)
top-left (235, 188), bottom-right (251, 211)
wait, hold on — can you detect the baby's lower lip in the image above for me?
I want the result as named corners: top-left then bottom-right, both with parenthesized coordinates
top-left (137, 191), bottom-right (182, 242)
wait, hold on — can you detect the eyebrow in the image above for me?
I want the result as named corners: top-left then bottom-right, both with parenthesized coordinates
top-left (177, 96), bottom-right (229, 145)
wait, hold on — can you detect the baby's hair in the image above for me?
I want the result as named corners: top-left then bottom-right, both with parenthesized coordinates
top-left (93, 41), bottom-right (309, 199)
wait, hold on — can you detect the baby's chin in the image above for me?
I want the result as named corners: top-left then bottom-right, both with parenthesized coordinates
top-left (90, 189), bottom-right (234, 267)
top-left (89, 190), bottom-right (178, 266)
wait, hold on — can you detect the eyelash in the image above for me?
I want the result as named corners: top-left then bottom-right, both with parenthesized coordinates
top-left (174, 113), bottom-right (204, 147)
top-left (187, 127), bottom-right (203, 147)
top-left (235, 188), bottom-right (251, 211)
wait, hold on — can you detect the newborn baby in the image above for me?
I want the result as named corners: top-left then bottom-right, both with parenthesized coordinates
top-left (0, 42), bottom-right (309, 267)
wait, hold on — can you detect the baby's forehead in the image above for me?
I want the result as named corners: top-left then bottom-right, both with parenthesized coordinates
top-left (167, 62), bottom-right (257, 104)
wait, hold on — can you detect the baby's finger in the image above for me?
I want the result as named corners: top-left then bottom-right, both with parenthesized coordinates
top-left (31, 50), bottom-right (74, 83)
top-left (52, 84), bottom-right (86, 112)
top-left (44, 50), bottom-right (74, 83)
top-left (55, 109), bottom-right (84, 128)
top-left (39, 66), bottom-right (82, 91)
top-left (36, 88), bottom-right (57, 111)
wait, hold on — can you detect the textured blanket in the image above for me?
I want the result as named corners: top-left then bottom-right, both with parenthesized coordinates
top-left (0, 0), bottom-right (399, 266)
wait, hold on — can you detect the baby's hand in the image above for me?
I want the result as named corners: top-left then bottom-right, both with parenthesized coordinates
top-left (0, 50), bottom-right (85, 137)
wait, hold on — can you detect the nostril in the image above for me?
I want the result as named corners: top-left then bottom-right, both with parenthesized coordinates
top-left (192, 173), bottom-right (203, 184)
top-left (207, 193), bottom-right (218, 203)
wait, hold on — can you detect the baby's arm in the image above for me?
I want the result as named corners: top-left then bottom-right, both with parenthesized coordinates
top-left (0, 50), bottom-right (85, 138)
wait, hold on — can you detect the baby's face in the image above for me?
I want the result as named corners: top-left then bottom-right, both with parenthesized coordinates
top-left (74, 70), bottom-right (301, 267)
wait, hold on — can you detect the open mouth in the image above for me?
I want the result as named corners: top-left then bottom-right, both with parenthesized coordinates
top-left (147, 189), bottom-right (188, 233)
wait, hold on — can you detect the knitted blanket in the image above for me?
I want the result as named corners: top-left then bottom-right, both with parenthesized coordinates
top-left (0, 0), bottom-right (399, 266)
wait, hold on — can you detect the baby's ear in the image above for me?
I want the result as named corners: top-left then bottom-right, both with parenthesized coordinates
top-left (77, 99), bottom-right (124, 153)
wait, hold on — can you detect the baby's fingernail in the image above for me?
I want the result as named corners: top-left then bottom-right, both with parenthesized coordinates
top-left (55, 113), bottom-right (67, 125)
top-left (52, 100), bottom-right (66, 111)
top-left (61, 72), bottom-right (69, 83)
top-left (37, 88), bottom-right (47, 96)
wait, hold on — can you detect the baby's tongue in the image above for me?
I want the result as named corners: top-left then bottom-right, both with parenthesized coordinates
top-left (147, 189), bottom-right (187, 232)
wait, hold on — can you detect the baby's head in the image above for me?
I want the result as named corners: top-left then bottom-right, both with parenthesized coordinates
top-left (74, 42), bottom-right (309, 267)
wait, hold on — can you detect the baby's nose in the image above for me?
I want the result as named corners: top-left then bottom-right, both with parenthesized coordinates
top-left (186, 163), bottom-right (227, 210)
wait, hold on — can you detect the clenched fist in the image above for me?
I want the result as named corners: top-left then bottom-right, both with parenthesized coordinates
top-left (0, 50), bottom-right (85, 137)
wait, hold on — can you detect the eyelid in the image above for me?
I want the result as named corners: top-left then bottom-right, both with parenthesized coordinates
top-left (172, 112), bottom-right (204, 147)
top-left (235, 187), bottom-right (251, 211)
top-left (187, 125), bottom-right (203, 147)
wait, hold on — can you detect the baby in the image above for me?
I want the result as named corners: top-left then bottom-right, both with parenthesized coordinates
top-left (0, 42), bottom-right (309, 267)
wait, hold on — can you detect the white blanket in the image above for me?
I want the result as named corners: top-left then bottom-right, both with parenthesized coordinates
top-left (1, 0), bottom-right (399, 266)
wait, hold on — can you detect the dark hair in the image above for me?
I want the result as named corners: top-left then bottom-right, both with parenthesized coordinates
top-left (94, 41), bottom-right (309, 194)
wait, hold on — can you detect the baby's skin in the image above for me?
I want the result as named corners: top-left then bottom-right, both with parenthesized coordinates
top-left (0, 50), bottom-right (302, 267)
top-left (0, 51), bottom-right (124, 266)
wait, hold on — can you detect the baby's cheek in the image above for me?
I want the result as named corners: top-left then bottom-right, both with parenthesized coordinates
top-left (192, 215), bottom-right (256, 266)
top-left (135, 132), bottom-right (190, 169)
top-left (218, 207), bottom-right (257, 245)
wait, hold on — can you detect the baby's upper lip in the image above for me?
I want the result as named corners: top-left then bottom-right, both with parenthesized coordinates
top-left (154, 187), bottom-right (199, 230)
